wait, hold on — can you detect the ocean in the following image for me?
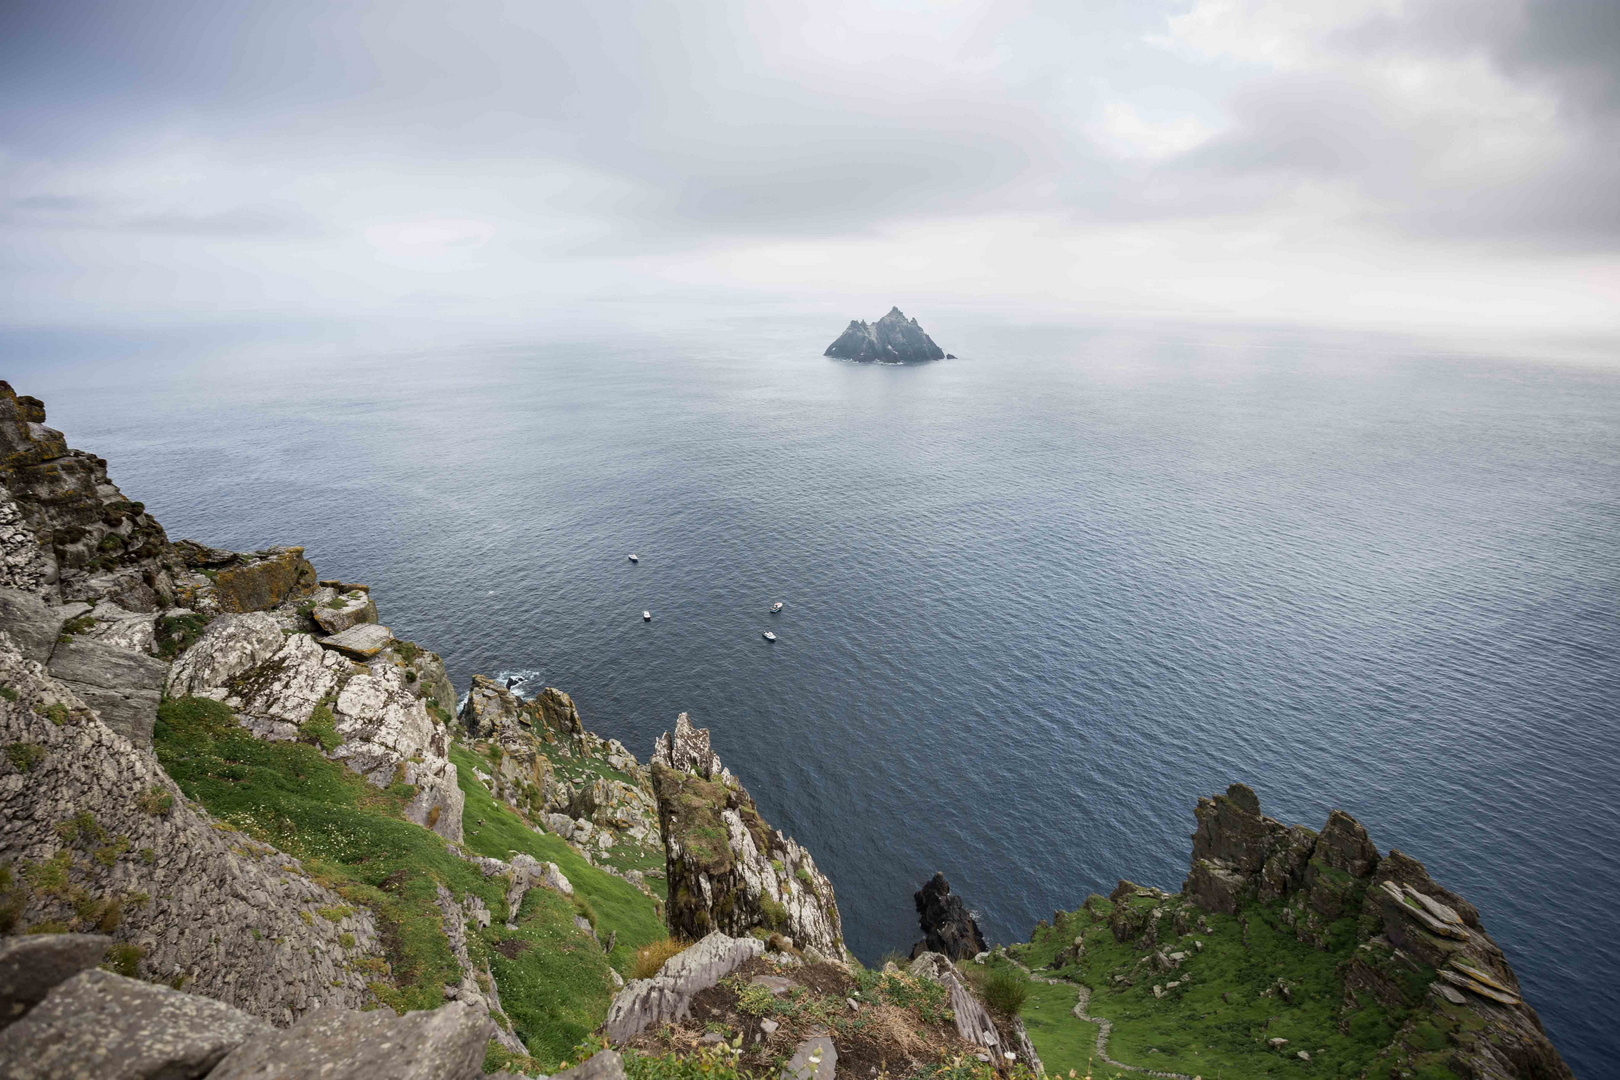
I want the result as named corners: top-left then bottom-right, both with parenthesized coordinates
top-left (10, 316), bottom-right (1618, 1073)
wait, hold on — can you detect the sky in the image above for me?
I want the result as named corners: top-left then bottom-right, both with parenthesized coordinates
top-left (2, 0), bottom-right (1618, 341)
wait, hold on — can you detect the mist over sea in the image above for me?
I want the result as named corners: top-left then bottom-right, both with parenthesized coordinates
top-left (10, 316), bottom-right (1618, 1073)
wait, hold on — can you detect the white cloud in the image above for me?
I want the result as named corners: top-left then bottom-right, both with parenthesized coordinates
top-left (1089, 101), bottom-right (1217, 159)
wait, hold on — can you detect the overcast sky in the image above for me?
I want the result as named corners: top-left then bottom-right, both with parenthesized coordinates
top-left (2, 0), bottom-right (1617, 339)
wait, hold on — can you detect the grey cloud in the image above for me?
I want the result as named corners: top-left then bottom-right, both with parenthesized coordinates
top-left (11, 195), bottom-right (97, 211)
top-left (118, 206), bottom-right (326, 238)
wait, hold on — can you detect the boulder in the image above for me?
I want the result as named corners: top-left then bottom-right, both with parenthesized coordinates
top-left (0, 934), bottom-right (111, 1030)
top-left (165, 612), bottom-right (284, 698)
top-left (910, 872), bottom-right (986, 960)
top-left (0, 969), bottom-right (268, 1080)
top-left (318, 622), bottom-right (393, 659)
top-left (211, 547), bottom-right (316, 613)
top-left (208, 1001), bottom-right (491, 1080)
top-left (45, 637), bottom-right (168, 746)
top-left (783, 1035), bottom-right (836, 1080)
top-left (553, 1050), bottom-right (626, 1080)
top-left (602, 932), bottom-right (764, 1043)
top-left (310, 590), bottom-right (377, 635)
top-left (823, 307), bottom-right (945, 363)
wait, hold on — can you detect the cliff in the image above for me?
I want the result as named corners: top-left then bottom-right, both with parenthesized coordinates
top-left (823, 307), bottom-right (946, 363)
top-left (1005, 784), bottom-right (1572, 1080)
top-left (0, 381), bottom-right (1573, 1080)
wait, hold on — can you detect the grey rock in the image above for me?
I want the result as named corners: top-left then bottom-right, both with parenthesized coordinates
top-left (0, 934), bottom-right (111, 1030)
top-left (782, 1035), bottom-right (836, 1080)
top-left (0, 587), bottom-right (62, 664)
top-left (46, 637), bottom-right (168, 746)
top-left (208, 1001), bottom-right (491, 1080)
top-left (749, 975), bottom-right (795, 995)
top-left (602, 932), bottom-right (764, 1043)
top-left (823, 307), bottom-right (945, 363)
top-left (651, 714), bottom-right (842, 955)
top-left (0, 969), bottom-right (267, 1080)
top-left (0, 382), bottom-right (172, 604)
top-left (909, 951), bottom-right (1041, 1072)
top-left (165, 612), bottom-right (284, 698)
top-left (0, 633), bottom-right (384, 1022)
top-left (318, 622), bottom-right (393, 659)
top-left (310, 591), bottom-right (377, 635)
top-left (553, 1050), bottom-right (625, 1080)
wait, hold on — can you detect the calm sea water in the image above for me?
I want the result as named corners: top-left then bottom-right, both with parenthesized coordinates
top-left (10, 318), bottom-right (1618, 1073)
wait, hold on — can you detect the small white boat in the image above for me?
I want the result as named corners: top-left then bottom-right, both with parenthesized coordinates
top-left (770, 602), bottom-right (783, 613)
top-left (642, 611), bottom-right (651, 622)
top-left (627, 554), bottom-right (639, 563)
top-left (762, 631), bottom-right (777, 642)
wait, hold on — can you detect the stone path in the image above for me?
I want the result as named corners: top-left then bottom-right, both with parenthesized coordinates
top-left (1005, 958), bottom-right (1195, 1080)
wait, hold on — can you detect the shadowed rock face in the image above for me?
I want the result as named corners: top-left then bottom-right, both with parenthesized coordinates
top-left (650, 713), bottom-right (843, 955)
top-left (823, 307), bottom-right (945, 363)
top-left (910, 873), bottom-right (986, 960)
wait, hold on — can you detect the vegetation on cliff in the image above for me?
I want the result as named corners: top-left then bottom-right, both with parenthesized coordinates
top-left (154, 694), bottom-right (665, 1069)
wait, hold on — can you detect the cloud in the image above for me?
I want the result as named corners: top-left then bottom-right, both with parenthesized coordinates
top-left (0, 0), bottom-right (1615, 336)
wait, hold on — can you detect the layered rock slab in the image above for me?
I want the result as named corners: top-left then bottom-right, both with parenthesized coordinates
top-left (0, 969), bottom-right (268, 1080)
top-left (208, 1000), bottom-right (492, 1080)
top-left (1172, 783), bottom-right (1573, 1080)
top-left (0, 933), bottom-right (111, 1030)
top-left (602, 931), bottom-right (765, 1042)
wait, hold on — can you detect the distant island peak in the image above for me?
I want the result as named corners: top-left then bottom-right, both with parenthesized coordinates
top-left (824, 306), bottom-right (946, 363)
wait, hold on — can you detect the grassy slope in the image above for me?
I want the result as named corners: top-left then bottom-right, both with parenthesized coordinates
top-left (156, 698), bottom-right (665, 1070)
top-left (450, 743), bottom-right (667, 977)
top-left (1005, 970), bottom-right (1102, 1079)
top-left (455, 743), bottom-right (668, 895)
top-left (1012, 896), bottom-right (1414, 1080)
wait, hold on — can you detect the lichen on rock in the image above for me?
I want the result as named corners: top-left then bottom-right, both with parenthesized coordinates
top-left (650, 713), bottom-right (843, 956)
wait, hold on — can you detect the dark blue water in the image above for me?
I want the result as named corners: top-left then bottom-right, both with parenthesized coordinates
top-left (9, 318), bottom-right (1618, 1074)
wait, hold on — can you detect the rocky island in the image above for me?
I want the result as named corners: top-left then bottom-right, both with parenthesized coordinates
top-left (823, 307), bottom-right (946, 363)
top-left (0, 379), bottom-right (1573, 1079)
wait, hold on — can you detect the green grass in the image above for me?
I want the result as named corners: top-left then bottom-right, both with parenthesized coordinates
top-left (450, 743), bottom-right (666, 977)
top-left (154, 697), bottom-right (658, 1069)
top-left (1009, 973), bottom-right (1102, 1079)
top-left (1011, 896), bottom-right (1414, 1080)
top-left (155, 613), bottom-right (211, 660)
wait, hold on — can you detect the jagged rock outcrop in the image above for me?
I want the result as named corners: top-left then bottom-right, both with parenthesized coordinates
top-left (0, 633), bottom-right (386, 1022)
top-left (433, 884), bottom-right (526, 1056)
top-left (649, 713), bottom-right (842, 954)
top-left (911, 872), bottom-right (987, 960)
top-left (0, 382), bottom-right (173, 608)
top-left (1175, 783), bottom-right (1571, 1080)
top-left (166, 612), bottom-right (464, 843)
top-left (823, 307), bottom-right (945, 363)
top-left (458, 675), bottom-right (657, 851)
top-left (601, 931), bottom-right (764, 1043)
